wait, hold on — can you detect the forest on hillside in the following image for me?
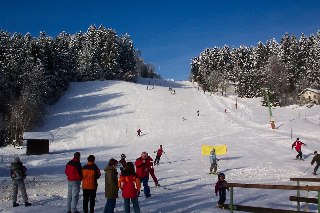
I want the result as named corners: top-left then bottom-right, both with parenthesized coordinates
top-left (191, 31), bottom-right (320, 103)
top-left (0, 24), bottom-right (158, 146)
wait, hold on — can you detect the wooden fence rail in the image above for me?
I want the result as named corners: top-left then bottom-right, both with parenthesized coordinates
top-left (222, 182), bottom-right (320, 213)
top-left (290, 177), bottom-right (320, 211)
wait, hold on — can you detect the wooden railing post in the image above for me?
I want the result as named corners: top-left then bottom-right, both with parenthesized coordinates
top-left (297, 180), bottom-right (300, 211)
top-left (230, 186), bottom-right (233, 213)
top-left (318, 191), bottom-right (320, 213)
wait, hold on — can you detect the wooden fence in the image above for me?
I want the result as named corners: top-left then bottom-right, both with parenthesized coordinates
top-left (222, 182), bottom-right (320, 213)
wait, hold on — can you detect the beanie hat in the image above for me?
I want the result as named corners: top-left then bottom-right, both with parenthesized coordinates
top-left (314, 151), bottom-right (318, 154)
top-left (14, 157), bottom-right (21, 163)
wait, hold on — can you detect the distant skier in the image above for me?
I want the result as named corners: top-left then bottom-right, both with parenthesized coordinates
top-left (292, 138), bottom-right (307, 160)
top-left (311, 151), bottom-right (320, 175)
top-left (119, 154), bottom-right (127, 172)
top-left (197, 110), bottom-right (199, 116)
top-left (209, 148), bottom-right (219, 174)
top-left (137, 129), bottom-right (142, 137)
top-left (215, 173), bottom-right (229, 209)
top-left (154, 145), bottom-right (164, 166)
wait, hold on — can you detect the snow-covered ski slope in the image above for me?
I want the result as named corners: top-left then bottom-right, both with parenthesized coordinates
top-left (1, 77), bottom-right (320, 212)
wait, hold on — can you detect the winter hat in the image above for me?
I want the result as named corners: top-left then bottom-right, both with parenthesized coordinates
top-left (314, 151), bottom-right (318, 154)
top-left (14, 157), bottom-right (21, 163)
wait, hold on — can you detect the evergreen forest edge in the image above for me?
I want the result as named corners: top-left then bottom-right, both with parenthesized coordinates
top-left (1, 25), bottom-right (319, 147)
top-left (0, 24), bottom-right (158, 147)
top-left (190, 31), bottom-right (320, 104)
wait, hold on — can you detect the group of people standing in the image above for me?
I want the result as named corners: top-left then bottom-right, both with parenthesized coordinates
top-left (64, 145), bottom-right (164, 213)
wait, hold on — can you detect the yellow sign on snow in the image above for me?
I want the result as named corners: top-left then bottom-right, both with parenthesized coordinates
top-left (202, 144), bottom-right (227, 155)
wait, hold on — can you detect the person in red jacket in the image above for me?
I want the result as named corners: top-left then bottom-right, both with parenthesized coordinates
top-left (137, 129), bottom-right (142, 137)
top-left (292, 138), bottom-right (307, 160)
top-left (118, 162), bottom-right (141, 213)
top-left (154, 145), bottom-right (164, 166)
top-left (135, 152), bottom-right (151, 198)
top-left (146, 153), bottom-right (160, 187)
top-left (82, 155), bottom-right (101, 213)
top-left (65, 152), bottom-right (83, 213)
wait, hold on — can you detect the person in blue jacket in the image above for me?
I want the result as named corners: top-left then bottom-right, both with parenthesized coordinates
top-left (209, 148), bottom-right (219, 174)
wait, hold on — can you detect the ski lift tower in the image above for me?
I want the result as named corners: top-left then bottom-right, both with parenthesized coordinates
top-left (261, 88), bottom-right (275, 130)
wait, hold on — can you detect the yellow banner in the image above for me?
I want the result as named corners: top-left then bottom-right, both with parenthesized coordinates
top-left (202, 145), bottom-right (227, 155)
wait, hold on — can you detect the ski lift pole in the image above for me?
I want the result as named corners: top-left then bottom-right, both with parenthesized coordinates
top-left (261, 88), bottom-right (275, 130)
top-left (164, 153), bottom-right (171, 163)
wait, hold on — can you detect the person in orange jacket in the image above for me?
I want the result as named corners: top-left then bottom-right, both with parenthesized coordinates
top-left (146, 153), bottom-right (160, 187)
top-left (82, 155), bottom-right (101, 213)
top-left (118, 162), bottom-right (141, 213)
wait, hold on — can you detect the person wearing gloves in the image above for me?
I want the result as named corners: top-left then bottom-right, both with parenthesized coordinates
top-left (11, 157), bottom-right (32, 207)
top-left (209, 148), bottom-right (219, 174)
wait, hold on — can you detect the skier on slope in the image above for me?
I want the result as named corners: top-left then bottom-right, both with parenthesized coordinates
top-left (292, 138), bottom-right (307, 160)
top-left (209, 148), bottom-right (219, 174)
top-left (154, 145), bottom-right (164, 166)
top-left (311, 151), bottom-right (320, 175)
top-left (146, 153), bottom-right (160, 187)
top-left (119, 154), bottom-right (127, 172)
top-left (137, 129), bottom-right (142, 137)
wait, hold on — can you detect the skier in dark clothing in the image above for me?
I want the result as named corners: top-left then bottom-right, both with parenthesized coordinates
top-left (119, 154), bottom-right (127, 172)
top-left (311, 151), bottom-right (320, 175)
top-left (154, 145), bottom-right (164, 166)
top-left (292, 138), bottom-right (307, 160)
top-left (215, 173), bottom-right (229, 209)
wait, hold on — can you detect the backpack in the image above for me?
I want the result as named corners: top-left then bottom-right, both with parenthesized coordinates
top-left (11, 165), bottom-right (27, 180)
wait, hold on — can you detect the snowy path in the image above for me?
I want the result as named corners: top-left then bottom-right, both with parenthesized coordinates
top-left (0, 78), bottom-right (320, 212)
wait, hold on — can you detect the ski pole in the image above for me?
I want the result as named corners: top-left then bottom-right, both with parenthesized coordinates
top-left (164, 153), bottom-right (171, 163)
top-left (304, 165), bottom-right (312, 173)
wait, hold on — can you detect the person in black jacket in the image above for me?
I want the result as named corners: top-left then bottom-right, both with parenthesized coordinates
top-left (311, 151), bottom-right (320, 175)
top-left (215, 173), bottom-right (229, 209)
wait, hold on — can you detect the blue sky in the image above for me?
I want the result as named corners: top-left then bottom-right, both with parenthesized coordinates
top-left (1, 1), bottom-right (320, 80)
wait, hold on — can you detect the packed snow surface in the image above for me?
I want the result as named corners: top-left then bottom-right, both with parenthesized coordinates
top-left (1, 78), bottom-right (320, 212)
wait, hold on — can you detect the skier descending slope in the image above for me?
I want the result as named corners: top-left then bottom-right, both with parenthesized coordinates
top-left (154, 145), bottom-right (164, 166)
top-left (292, 138), bottom-right (307, 160)
top-left (137, 129), bottom-right (142, 137)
